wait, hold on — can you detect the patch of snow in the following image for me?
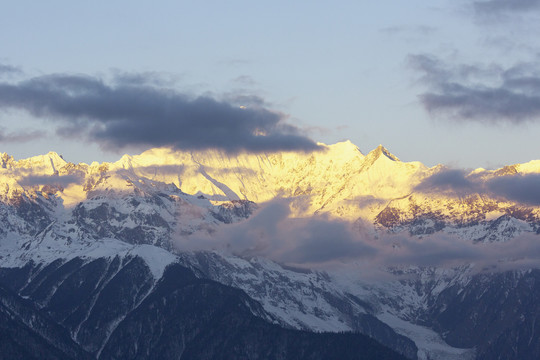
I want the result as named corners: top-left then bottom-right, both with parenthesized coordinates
top-left (126, 245), bottom-right (177, 279)
top-left (377, 312), bottom-right (476, 360)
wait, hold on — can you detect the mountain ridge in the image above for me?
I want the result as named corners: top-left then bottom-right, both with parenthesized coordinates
top-left (2, 141), bottom-right (540, 359)
top-left (2, 140), bottom-right (540, 226)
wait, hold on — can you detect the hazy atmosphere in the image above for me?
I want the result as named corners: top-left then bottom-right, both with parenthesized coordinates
top-left (2, 0), bottom-right (540, 168)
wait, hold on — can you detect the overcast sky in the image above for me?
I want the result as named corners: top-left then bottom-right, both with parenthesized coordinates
top-left (1, 0), bottom-right (540, 168)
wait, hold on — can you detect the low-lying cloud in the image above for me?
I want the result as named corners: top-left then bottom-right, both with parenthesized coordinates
top-left (415, 169), bottom-right (483, 195)
top-left (0, 71), bottom-right (321, 153)
top-left (18, 174), bottom-right (83, 188)
top-left (176, 198), bottom-right (540, 273)
top-left (488, 174), bottom-right (540, 205)
top-left (409, 54), bottom-right (540, 123)
top-left (178, 200), bottom-right (377, 265)
top-left (416, 168), bottom-right (540, 206)
top-left (378, 231), bottom-right (540, 272)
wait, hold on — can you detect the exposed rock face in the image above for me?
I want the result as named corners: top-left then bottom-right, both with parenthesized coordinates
top-left (177, 251), bottom-right (419, 360)
top-left (425, 269), bottom-right (540, 360)
top-left (1, 142), bottom-right (540, 359)
top-left (0, 257), bottom-right (407, 360)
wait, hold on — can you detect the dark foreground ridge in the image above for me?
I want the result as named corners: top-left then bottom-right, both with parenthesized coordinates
top-left (0, 256), bottom-right (408, 360)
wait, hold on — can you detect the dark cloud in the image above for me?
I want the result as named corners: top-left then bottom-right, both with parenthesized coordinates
top-left (222, 93), bottom-right (268, 107)
top-left (177, 199), bottom-right (377, 266)
top-left (110, 70), bottom-right (181, 88)
top-left (474, 0), bottom-right (540, 14)
top-left (487, 174), bottom-right (540, 205)
top-left (409, 54), bottom-right (540, 123)
top-left (416, 167), bottom-right (540, 206)
top-left (176, 198), bottom-right (540, 274)
top-left (376, 232), bottom-right (540, 272)
top-left (415, 169), bottom-right (483, 195)
top-left (18, 174), bottom-right (83, 188)
top-left (279, 220), bottom-right (376, 263)
top-left (0, 63), bottom-right (21, 77)
top-left (376, 233), bottom-right (482, 268)
top-left (0, 128), bottom-right (44, 143)
top-left (0, 72), bottom-right (321, 153)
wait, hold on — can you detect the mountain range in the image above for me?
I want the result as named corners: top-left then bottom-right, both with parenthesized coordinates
top-left (1, 141), bottom-right (540, 359)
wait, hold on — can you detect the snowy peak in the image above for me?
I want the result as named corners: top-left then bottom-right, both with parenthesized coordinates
top-left (3, 143), bottom-right (540, 360)
top-left (0, 152), bottom-right (14, 168)
top-left (2, 140), bottom-right (540, 224)
top-left (322, 140), bottom-right (365, 158)
top-left (511, 159), bottom-right (540, 175)
top-left (0, 151), bottom-right (67, 174)
top-left (0, 142), bottom-right (426, 219)
top-left (365, 145), bottom-right (400, 164)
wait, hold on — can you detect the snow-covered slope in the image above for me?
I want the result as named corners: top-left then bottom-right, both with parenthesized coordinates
top-left (4, 141), bottom-right (539, 234)
top-left (2, 142), bottom-right (540, 360)
top-left (108, 142), bottom-right (429, 221)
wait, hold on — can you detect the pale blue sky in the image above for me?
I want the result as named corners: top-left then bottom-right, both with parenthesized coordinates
top-left (1, 0), bottom-right (540, 168)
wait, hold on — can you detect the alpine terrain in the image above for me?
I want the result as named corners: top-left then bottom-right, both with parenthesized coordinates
top-left (1, 141), bottom-right (540, 360)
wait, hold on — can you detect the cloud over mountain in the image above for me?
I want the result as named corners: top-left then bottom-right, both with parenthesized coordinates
top-left (177, 198), bottom-right (540, 272)
top-left (0, 72), bottom-right (320, 154)
top-left (178, 199), bottom-right (378, 265)
top-left (414, 169), bottom-right (483, 195)
top-left (415, 168), bottom-right (540, 206)
top-left (18, 173), bottom-right (83, 188)
top-left (487, 173), bottom-right (540, 205)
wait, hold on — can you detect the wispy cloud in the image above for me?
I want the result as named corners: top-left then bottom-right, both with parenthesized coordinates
top-left (18, 174), bottom-right (83, 188)
top-left (110, 70), bottom-right (182, 88)
top-left (487, 174), bottom-right (540, 205)
top-left (0, 63), bottom-right (21, 77)
top-left (176, 198), bottom-right (540, 273)
top-left (230, 75), bottom-right (258, 86)
top-left (380, 25), bottom-right (437, 36)
top-left (376, 231), bottom-right (540, 272)
top-left (409, 54), bottom-right (540, 123)
top-left (0, 71), bottom-right (321, 154)
top-left (177, 199), bottom-right (377, 265)
top-left (473, 0), bottom-right (540, 14)
top-left (415, 168), bottom-right (540, 206)
top-left (0, 128), bottom-right (44, 143)
top-left (414, 169), bottom-right (483, 195)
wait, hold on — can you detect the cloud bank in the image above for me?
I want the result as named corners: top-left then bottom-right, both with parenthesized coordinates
top-left (415, 169), bottom-right (483, 195)
top-left (416, 168), bottom-right (540, 206)
top-left (176, 199), bottom-right (540, 273)
top-left (409, 54), bottom-right (540, 123)
top-left (487, 173), bottom-right (540, 205)
top-left (178, 200), bottom-right (377, 265)
top-left (18, 174), bottom-right (83, 188)
top-left (0, 72), bottom-right (320, 153)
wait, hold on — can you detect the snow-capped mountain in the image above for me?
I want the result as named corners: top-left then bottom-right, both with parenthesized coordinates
top-left (1, 142), bottom-right (540, 359)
